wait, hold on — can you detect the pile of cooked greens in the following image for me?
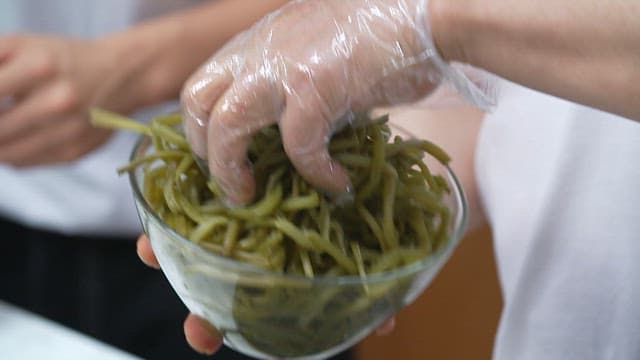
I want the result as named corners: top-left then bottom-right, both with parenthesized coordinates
top-left (92, 109), bottom-right (452, 279)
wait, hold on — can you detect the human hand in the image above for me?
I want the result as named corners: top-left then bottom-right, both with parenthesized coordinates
top-left (182, 0), bottom-right (491, 205)
top-left (0, 34), bottom-right (125, 166)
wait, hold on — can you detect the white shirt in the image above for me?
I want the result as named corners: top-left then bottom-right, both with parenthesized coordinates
top-left (477, 81), bottom-right (640, 359)
top-left (0, 0), bottom-right (199, 236)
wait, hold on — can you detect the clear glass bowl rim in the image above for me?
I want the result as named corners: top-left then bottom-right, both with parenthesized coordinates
top-left (128, 128), bottom-right (468, 287)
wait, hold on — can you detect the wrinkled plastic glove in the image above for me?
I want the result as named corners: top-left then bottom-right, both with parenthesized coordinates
top-left (182, 0), bottom-right (492, 205)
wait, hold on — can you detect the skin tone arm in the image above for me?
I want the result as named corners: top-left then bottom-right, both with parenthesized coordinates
top-left (430, 0), bottom-right (640, 120)
top-left (0, 0), bottom-right (288, 166)
top-left (181, 0), bottom-right (640, 207)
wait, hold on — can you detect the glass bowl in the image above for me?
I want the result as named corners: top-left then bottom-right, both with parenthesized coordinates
top-left (128, 126), bottom-right (467, 360)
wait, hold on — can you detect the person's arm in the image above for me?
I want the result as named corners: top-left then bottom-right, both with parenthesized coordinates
top-left (430, 0), bottom-right (640, 120)
top-left (99, 0), bottom-right (290, 112)
top-left (0, 0), bottom-right (288, 166)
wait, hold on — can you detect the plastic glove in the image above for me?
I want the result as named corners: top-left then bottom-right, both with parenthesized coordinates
top-left (182, 0), bottom-right (493, 205)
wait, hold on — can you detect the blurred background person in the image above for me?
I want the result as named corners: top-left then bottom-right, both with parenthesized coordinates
top-left (0, 1), bottom-right (299, 359)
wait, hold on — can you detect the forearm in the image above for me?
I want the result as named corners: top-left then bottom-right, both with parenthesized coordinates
top-left (96, 0), bottom-right (288, 113)
top-left (430, 0), bottom-right (640, 120)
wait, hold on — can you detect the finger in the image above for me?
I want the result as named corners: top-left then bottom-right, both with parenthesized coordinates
top-left (0, 35), bottom-right (20, 63)
top-left (0, 80), bottom-right (78, 144)
top-left (0, 113), bottom-right (108, 166)
top-left (52, 119), bottom-right (111, 163)
top-left (136, 234), bottom-right (160, 269)
top-left (207, 76), bottom-right (284, 205)
top-left (375, 317), bottom-right (396, 336)
top-left (0, 113), bottom-right (72, 166)
top-left (0, 46), bottom-right (55, 97)
top-left (181, 62), bottom-right (233, 159)
top-left (279, 94), bottom-right (352, 201)
top-left (184, 313), bottom-right (223, 356)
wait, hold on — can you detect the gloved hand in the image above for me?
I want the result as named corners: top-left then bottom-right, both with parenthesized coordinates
top-left (182, 0), bottom-right (492, 205)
